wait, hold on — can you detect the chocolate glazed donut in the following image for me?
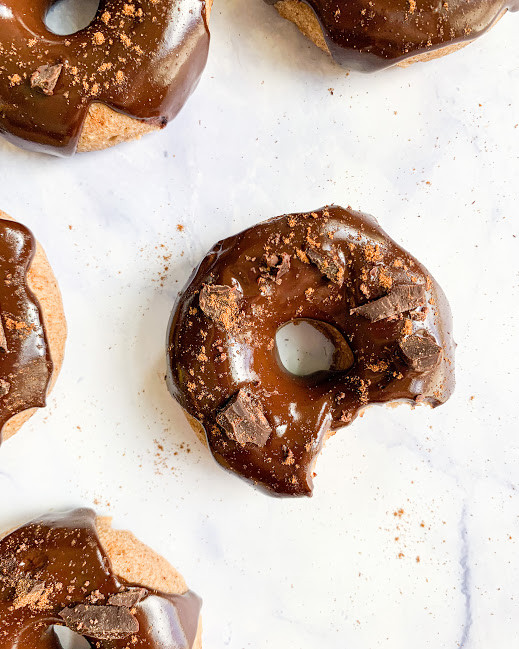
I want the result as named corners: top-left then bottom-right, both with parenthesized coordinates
top-left (0, 0), bottom-right (211, 155)
top-left (265, 0), bottom-right (517, 70)
top-left (0, 214), bottom-right (66, 445)
top-left (0, 509), bottom-right (202, 649)
top-left (167, 206), bottom-right (455, 497)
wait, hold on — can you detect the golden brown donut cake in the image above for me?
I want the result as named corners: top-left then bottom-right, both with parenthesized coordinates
top-left (0, 508), bottom-right (202, 649)
top-left (265, 0), bottom-right (515, 70)
top-left (0, 0), bottom-right (212, 155)
top-left (0, 210), bottom-right (66, 445)
top-left (167, 206), bottom-right (455, 497)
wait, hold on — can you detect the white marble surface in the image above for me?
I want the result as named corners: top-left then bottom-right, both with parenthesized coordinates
top-left (1, 1), bottom-right (519, 647)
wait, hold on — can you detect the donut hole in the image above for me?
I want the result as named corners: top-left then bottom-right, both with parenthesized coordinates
top-left (45, 0), bottom-right (100, 35)
top-left (52, 626), bottom-right (91, 649)
top-left (276, 319), bottom-right (354, 377)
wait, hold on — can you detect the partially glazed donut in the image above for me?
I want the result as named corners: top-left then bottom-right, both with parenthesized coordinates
top-left (0, 210), bottom-right (66, 445)
top-left (0, 0), bottom-right (211, 155)
top-left (0, 509), bottom-right (202, 649)
top-left (167, 206), bottom-right (455, 497)
top-left (266, 0), bottom-right (516, 70)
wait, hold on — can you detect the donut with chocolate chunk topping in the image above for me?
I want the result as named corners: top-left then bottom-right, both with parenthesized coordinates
top-left (0, 509), bottom-right (203, 649)
top-left (167, 205), bottom-right (455, 497)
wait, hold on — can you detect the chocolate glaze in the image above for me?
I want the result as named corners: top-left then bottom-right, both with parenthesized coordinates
top-left (0, 0), bottom-right (210, 155)
top-left (0, 218), bottom-right (53, 443)
top-left (167, 206), bottom-right (455, 497)
top-left (266, 0), bottom-right (517, 70)
top-left (0, 509), bottom-right (202, 649)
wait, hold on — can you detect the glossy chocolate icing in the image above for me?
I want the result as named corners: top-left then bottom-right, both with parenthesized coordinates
top-left (267, 0), bottom-right (517, 70)
top-left (167, 206), bottom-right (455, 497)
top-left (0, 509), bottom-right (202, 649)
top-left (0, 0), bottom-right (210, 155)
top-left (0, 218), bottom-right (52, 443)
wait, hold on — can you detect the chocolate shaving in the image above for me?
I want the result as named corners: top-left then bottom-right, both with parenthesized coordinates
top-left (350, 284), bottom-right (425, 322)
top-left (199, 284), bottom-right (240, 329)
top-left (30, 64), bottom-right (63, 96)
top-left (0, 379), bottom-right (10, 398)
top-left (260, 253), bottom-right (291, 284)
top-left (306, 245), bottom-right (345, 286)
top-left (59, 604), bottom-right (139, 640)
top-left (216, 389), bottom-right (272, 447)
top-left (108, 588), bottom-right (146, 608)
top-left (398, 332), bottom-right (442, 372)
top-left (0, 317), bottom-right (8, 353)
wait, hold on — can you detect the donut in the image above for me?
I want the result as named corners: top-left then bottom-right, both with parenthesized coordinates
top-left (265, 0), bottom-right (515, 70)
top-left (166, 205), bottom-right (455, 497)
top-left (0, 210), bottom-right (66, 445)
top-left (0, 0), bottom-right (212, 155)
top-left (0, 508), bottom-right (203, 649)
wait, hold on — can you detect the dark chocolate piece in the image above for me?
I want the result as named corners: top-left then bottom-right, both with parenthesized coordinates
top-left (261, 252), bottom-right (291, 284)
top-left (217, 389), bottom-right (272, 447)
top-left (351, 284), bottom-right (425, 322)
top-left (306, 245), bottom-right (344, 286)
top-left (0, 317), bottom-right (8, 353)
top-left (0, 510), bottom-right (202, 649)
top-left (0, 556), bottom-right (17, 578)
top-left (199, 284), bottom-right (240, 328)
top-left (60, 604), bottom-right (139, 640)
top-left (398, 332), bottom-right (442, 371)
top-left (0, 379), bottom-right (10, 397)
top-left (108, 588), bottom-right (146, 608)
top-left (30, 64), bottom-right (63, 96)
top-left (264, 0), bottom-right (516, 72)
top-left (12, 577), bottom-right (46, 608)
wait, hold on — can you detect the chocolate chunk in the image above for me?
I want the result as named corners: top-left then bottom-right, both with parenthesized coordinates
top-left (59, 604), bottom-right (139, 640)
top-left (306, 245), bottom-right (345, 286)
top-left (0, 557), bottom-right (17, 579)
top-left (12, 577), bottom-right (46, 609)
top-left (350, 284), bottom-right (425, 322)
top-left (199, 284), bottom-right (240, 329)
top-left (0, 379), bottom-right (10, 397)
top-left (108, 588), bottom-right (146, 608)
top-left (260, 253), bottom-right (291, 284)
top-left (398, 332), bottom-right (442, 372)
top-left (0, 318), bottom-right (8, 353)
top-left (31, 64), bottom-right (63, 96)
top-left (216, 389), bottom-right (272, 447)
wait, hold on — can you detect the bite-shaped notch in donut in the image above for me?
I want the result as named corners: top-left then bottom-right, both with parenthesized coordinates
top-left (0, 210), bottom-right (66, 446)
top-left (0, 0), bottom-right (212, 155)
top-left (265, 0), bottom-right (515, 71)
top-left (0, 509), bottom-right (203, 649)
top-left (166, 205), bottom-right (455, 497)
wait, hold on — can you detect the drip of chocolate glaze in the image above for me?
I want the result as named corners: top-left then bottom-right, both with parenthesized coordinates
top-left (265, 0), bottom-right (517, 70)
top-left (0, 218), bottom-right (52, 443)
top-left (167, 206), bottom-right (455, 497)
top-left (0, 509), bottom-right (202, 649)
top-left (0, 0), bottom-right (210, 155)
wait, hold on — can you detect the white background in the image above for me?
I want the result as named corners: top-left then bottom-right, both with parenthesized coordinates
top-left (1, 1), bottom-right (518, 647)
